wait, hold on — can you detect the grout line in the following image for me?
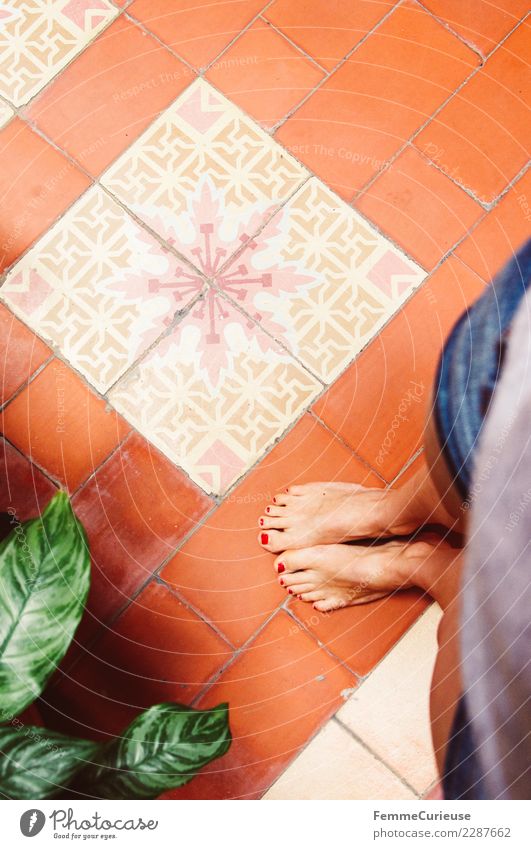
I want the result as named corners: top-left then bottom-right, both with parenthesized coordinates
top-left (0, 431), bottom-right (61, 493)
top-left (153, 575), bottom-right (237, 651)
top-left (122, 11), bottom-right (197, 76)
top-left (0, 352), bottom-right (54, 413)
top-left (412, 0), bottom-right (485, 62)
top-left (257, 16), bottom-right (329, 74)
top-left (307, 411), bottom-right (389, 485)
top-left (333, 716), bottom-right (421, 797)
top-left (200, 1), bottom-right (276, 74)
top-left (283, 605), bottom-right (362, 680)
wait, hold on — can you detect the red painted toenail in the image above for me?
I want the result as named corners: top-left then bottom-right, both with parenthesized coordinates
top-left (277, 562), bottom-right (285, 573)
top-left (272, 497), bottom-right (276, 504)
top-left (260, 533), bottom-right (268, 545)
top-left (259, 518), bottom-right (264, 526)
top-left (288, 588), bottom-right (293, 594)
top-left (279, 578), bottom-right (284, 586)
top-left (265, 506), bottom-right (270, 513)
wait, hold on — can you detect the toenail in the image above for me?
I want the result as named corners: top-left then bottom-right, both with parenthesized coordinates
top-left (279, 578), bottom-right (284, 586)
top-left (260, 533), bottom-right (268, 545)
top-left (288, 588), bottom-right (293, 594)
top-left (277, 562), bottom-right (285, 573)
top-left (272, 497), bottom-right (276, 503)
top-left (259, 518), bottom-right (264, 526)
top-left (265, 506), bottom-right (270, 513)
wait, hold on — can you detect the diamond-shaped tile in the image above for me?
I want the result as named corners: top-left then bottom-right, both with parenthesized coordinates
top-left (109, 294), bottom-right (321, 494)
top-left (233, 178), bottom-right (426, 382)
top-left (0, 186), bottom-right (200, 392)
top-left (0, 0), bottom-right (117, 106)
top-left (101, 78), bottom-right (309, 271)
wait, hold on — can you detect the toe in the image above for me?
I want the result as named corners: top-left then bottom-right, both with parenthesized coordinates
top-left (313, 597), bottom-right (347, 612)
top-left (282, 569), bottom-right (318, 589)
top-left (258, 529), bottom-right (286, 553)
top-left (264, 504), bottom-right (286, 517)
top-left (271, 491), bottom-right (290, 506)
top-left (258, 515), bottom-right (289, 530)
top-left (299, 590), bottom-right (328, 603)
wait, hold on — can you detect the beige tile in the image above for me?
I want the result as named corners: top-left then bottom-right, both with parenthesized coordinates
top-left (336, 603), bottom-right (442, 794)
top-left (0, 101), bottom-right (13, 128)
top-left (264, 719), bottom-right (415, 799)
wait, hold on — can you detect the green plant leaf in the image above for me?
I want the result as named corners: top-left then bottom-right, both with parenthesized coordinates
top-left (69, 702), bottom-right (231, 799)
top-left (0, 492), bottom-right (90, 717)
top-left (0, 724), bottom-right (100, 799)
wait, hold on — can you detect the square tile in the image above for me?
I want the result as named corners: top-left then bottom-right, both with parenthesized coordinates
top-left (415, 22), bottom-right (531, 204)
top-left (0, 303), bottom-right (50, 405)
top-left (0, 119), bottom-right (90, 272)
top-left (275, 0), bottom-right (479, 199)
top-left (1, 359), bottom-right (130, 492)
top-left (288, 588), bottom-right (429, 676)
top-left (41, 581), bottom-right (233, 741)
top-left (109, 293), bottom-right (321, 494)
top-left (71, 431), bottom-right (212, 644)
top-left (162, 611), bottom-right (356, 799)
top-left (313, 255), bottom-right (487, 480)
top-left (336, 604), bottom-right (441, 793)
top-left (0, 437), bottom-right (56, 521)
top-left (160, 414), bottom-right (382, 647)
top-left (355, 146), bottom-right (484, 270)
top-left (1, 185), bottom-right (197, 392)
top-left (456, 170), bottom-right (531, 282)
top-left (421, 0), bottom-right (530, 56)
top-left (127, 0), bottom-right (267, 69)
top-left (264, 719), bottom-right (415, 799)
top-left (25, 17), bottom-right (195, 176)
top-left (264, 0), bottom-right (395, 71)
top-left (0, 0), bottom-right (118, 106)
top-left (206, 19), bottom-right (324, 129)
top-left (234, 177), bottom-right (425, 382)
top-left (101, 78), bottom-right (308, 269)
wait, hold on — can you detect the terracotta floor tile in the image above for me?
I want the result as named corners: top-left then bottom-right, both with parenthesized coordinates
top-left (160, 413), bottom-right (382, 647)
top-left (264, 719), bottom-right (415, 799)
top-left (421, 0), bottom-right (530, 57)
top-left (337, 604), bottom-right (441, 793)
top-left (128, 0), bottom-right (267, 69)
top-left (355, 146), bottom-right (484, 270)
top-left (456, 170), bottom-right (531, 282)
top-left (163, 610), bottom-right (356, 799)
top-left (0, 304), bottom-right (50, 406)
top-left (0, 437), bottom-right (56, 521)
top-left (41, 581), bottom-right (232, 741)
top-left (0, 0), bottom-right (117, 107)
top-left (25, 17), bottom-right (194, 176)
top-left (289, 588), bottom-right (428, 676)
top-left (206, 19), bottom-right (324, 129)
top-left (313, 255), bottom-right (487, 480)
top-left (1, 359), bottom-right (130, 492)
top-left (415, 22), bottom-right (531, 204)
top-left (264, 0), bottom-right (395, 71)
top-left (275, 1), bottom-right (479, 199)
top-left (0, 119), bottom-right (90, 272)
top-left (71, 431), bottom-right (212, 643)
top-left (1, 185), bottom-right (195, 393)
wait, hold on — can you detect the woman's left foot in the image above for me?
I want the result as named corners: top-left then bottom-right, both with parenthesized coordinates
top-left (274, 536), bottom-right (455, 612)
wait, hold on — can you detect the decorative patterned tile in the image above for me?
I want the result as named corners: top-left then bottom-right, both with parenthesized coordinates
top-left (0, 185), bottom-right (198, 392)
top-left (109, 294), bottom-right (321, 494)
top-left (0, 100), bottom-right (13, 127)
top-left (0, 0), bottom-right (118, 106)
top-left (101, 78), bottom-right (309, 268)
top-left (233, 178), bottom-right (426, 383)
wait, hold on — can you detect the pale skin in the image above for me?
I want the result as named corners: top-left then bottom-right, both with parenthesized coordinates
top-left (257, 460), bottom-right (465, 775)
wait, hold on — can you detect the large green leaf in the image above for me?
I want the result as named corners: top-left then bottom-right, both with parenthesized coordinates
top-left (0, 492), bottom-right (90, 717)
top-left (69, 702), bottom-right (231, 799)
top-left (0, 725), bottom-right (100, 799)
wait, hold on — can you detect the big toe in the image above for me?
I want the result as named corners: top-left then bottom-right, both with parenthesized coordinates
top-left (258, 529), bottom-right (287, 554)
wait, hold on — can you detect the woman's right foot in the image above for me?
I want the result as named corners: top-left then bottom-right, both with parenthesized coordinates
top-left (258, 467), bottom-right (456, 555)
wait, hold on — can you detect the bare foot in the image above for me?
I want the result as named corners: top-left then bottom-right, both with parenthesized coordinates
top-left (258, 466), bottom-right (457, 554)
top-left (274, 536), bottom-right (458, 612)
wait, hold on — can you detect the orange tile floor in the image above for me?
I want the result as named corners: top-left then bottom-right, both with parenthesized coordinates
top-left (0, 0), bottom-right (529, 800)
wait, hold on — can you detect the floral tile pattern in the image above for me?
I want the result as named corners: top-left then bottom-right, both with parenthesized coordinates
top-left (0, 0), bottom-right (117, 106)
top-left (0, 100), bottom-right (13, 127)
top-left (0, 185), bottom-right (199, 392)
top-left (234, 178), bottom-right (426, 382)
top-left (109, 294), bottom-right (321, 494)
top-left (101, 78), bottom-right (309, 269)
